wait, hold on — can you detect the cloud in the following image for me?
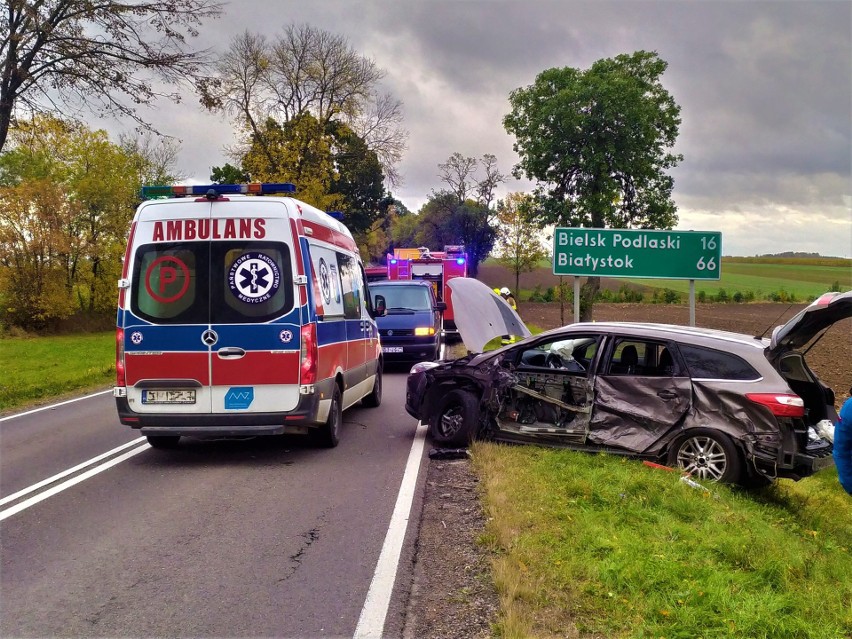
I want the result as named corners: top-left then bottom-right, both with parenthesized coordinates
top-left (88, 0), bottom-right (850, 257)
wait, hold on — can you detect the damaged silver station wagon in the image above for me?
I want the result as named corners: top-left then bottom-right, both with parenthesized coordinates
top-left (406, 279), bottom-right (850, 485)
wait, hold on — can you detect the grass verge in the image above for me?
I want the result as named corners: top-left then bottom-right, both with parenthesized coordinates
top-left (473, 442), bottom-right (851, 639)
top-left (0, 332), bottom-right (114, 411)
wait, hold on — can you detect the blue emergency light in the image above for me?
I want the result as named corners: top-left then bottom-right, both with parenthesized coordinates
top-left (456, 258), bottom-right (466, 265)
top-left (140, 183), bottom-right (296, 200)
top-left (390, 259), bottom-right (398, 265)
top-left (326, 211), bottom-right (344, 220)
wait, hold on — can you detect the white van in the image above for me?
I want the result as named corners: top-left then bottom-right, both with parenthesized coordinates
top-left (114, 183), bottom-right (382, 449)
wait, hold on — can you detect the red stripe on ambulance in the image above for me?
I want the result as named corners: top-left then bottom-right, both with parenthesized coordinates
top-left (124, 352), bottom-right (209, 386)
top-left (212, 351), bottom-right (300, 386)
top-left (302, 220), bottom-right (358, 253)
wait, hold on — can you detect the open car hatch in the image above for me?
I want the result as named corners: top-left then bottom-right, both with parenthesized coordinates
top-left (769, 291), bottom-right (852, 354)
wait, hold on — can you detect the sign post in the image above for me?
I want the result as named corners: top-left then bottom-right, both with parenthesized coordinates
top-left (552, 228), bottom-right (722, 325)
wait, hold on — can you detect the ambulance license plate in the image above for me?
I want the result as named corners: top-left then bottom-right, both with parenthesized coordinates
top-left (382, 346), bottom-right (404, 353)
top-left (142, 390), bottom-right (196, 404)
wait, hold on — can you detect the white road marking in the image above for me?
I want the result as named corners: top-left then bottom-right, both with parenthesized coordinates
top-left (0, 389), bottom-right (112, 423)
top-left (0, 438), bottom-right (147, 507)
top-left (0, 442), bottom-right (150, 521)
top-left (353, 420), bottom-right (428, 639)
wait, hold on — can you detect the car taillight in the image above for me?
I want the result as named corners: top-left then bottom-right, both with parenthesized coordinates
top-left (116, 328), bottom-right (126, 386)
top-left (746, 393), bottom-right (805, 417)
top-left (300, 324), bottom-right (318, 385)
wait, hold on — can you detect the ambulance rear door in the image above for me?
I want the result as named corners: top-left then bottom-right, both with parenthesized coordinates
top-left (207, 198), bottom-right (301, 415)
top-left (124, 199), bottom-right (215, 415)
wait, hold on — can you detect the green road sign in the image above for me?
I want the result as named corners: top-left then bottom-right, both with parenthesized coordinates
top-left (553, 228), bottom-right (722, 280)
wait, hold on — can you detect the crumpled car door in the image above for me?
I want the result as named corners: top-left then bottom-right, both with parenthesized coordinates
top-left (590, 369), bottom-right (691, 453)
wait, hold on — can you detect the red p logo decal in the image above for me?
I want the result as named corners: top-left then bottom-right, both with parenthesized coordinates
top-left (145, 256), bottom-right (190, 303)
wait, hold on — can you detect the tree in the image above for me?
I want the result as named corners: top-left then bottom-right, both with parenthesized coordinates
top-left (0, 0), bottom-right (222, 153)
top-left (0, 179), bottom-right (77, 328)
top-left (0, 116), bottom-right (141, 327)
top-left (438, 152), bottom-right (478, 202)
top-left (504, 50), bottom-right (682, 320)
top-left (494, 193), bottom-right (547, 296)
top-left (210, 163), bottom-right (250, 185)
top-left (426, 153), bottom-right (505, 277)
top-left (119, 133), bottom-right (184, 186)
top-left (415, 191), bottom-right (495, 278)
top-left (327, 121), bottom-right (385, 236)
top-left (359, 196), bottom-right (409, 263)
top-left (241, 113), bottom-right (342, 211)
top-left (199, 25), bottom-right (407, 187)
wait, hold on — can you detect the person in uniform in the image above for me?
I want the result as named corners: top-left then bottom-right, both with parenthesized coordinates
top-left (499, 287), bottom-right (518, 345)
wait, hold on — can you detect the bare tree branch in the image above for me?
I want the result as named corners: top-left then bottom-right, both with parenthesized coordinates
top-left (438, 152), bottom-right (478, 203)
top-left (0, 0), bottom-right (222, 152)
top-left (201, 23), bottom-right (408, 188)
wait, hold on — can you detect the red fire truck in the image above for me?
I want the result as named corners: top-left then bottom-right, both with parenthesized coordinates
top-left (386, 245), bottom-right (468, 339)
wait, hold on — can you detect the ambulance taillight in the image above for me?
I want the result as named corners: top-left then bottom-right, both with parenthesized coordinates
top-left (115, 329), bottom-right (126, 387)
top-left (300, 324), bottom-right (318, 385)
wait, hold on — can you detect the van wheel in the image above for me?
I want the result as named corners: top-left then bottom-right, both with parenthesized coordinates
top-left (362, 365), bottom-right (382, 408)
top-left (667, 429), bottom-right (741, 483)
top-left (429, 389), bottom-right (479, 447)
top-left (314, 385), bottom-right (342, 448)
top-left (147, 435), bottom-right (180, 449)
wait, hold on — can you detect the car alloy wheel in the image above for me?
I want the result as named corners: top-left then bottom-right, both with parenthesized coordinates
top-left (671, 430), bottom-right (741, 483)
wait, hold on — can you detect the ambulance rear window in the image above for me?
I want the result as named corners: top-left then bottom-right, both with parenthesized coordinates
top-left (132, 244), bottom-right (206, 324)
top-left (131, 241), bottom-right (294, 324)
top-left (213, 242), bottom-right (293, 323)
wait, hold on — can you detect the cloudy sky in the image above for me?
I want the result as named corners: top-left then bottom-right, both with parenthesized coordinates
top-left (115, 0), bottom-right (851, 258)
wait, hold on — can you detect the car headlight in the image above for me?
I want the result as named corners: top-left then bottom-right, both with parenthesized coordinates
top-left (414, 327), bottom-right (435, 336)
top-left (410, 361), bottom-right (440, 375)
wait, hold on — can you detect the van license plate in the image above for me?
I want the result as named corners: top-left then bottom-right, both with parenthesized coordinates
top-left (142, 390), bottom-right (196, 404)
top-left (382, 346), bottom-right (404, 353)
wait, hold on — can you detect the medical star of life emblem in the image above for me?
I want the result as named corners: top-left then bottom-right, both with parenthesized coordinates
top-left (228, 252), bottom-right (280, 304)
top-left (279, 329), bottom-right (293, 343)
top-left (130, 331), bottom-right (143, 345)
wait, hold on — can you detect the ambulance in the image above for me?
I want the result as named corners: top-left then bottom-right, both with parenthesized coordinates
top-left (114, 183), bottom-right (382, 449)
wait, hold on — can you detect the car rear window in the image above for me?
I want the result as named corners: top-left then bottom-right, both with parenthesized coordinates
top-left (677, 344), bottom-right (760, 381)
top-left (132, 241), bottom-right (293, 324)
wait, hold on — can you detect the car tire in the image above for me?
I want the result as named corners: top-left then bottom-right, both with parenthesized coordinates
top-left (667, 428), bottom-right (742, 483)
top-left (146, 435), bottom-right (180, 449)
top-left (314, 384), bottom-right (342, 448)
top-left (362, 365), bottom-right (383, 408)
top-left (429, 389), bottom-right (479, 447)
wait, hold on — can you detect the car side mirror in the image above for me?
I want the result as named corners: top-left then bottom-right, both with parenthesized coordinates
top-left (435, 301), bottom-right (447, 313)
top-left (375, 295), bottom-right (387, 316)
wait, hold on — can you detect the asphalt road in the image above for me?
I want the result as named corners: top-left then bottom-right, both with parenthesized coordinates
top-left (1, 368), bottom-right (425, 638)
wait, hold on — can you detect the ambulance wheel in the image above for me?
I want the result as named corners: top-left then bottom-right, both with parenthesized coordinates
top-left (362, 364), bottom-right (382, 408)
top-left (146, 435), bottom-right (180, 449)
top-left (314, 384), bottom-right (342, 448)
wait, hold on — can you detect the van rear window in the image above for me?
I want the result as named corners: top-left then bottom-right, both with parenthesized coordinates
top-left (131, 242), bottom-right (293, 324)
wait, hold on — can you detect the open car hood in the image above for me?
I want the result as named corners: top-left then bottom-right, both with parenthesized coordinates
top-left (447, 278), bottom-right (531, 353)
top-left (769, 290), bottom-right (852, 354)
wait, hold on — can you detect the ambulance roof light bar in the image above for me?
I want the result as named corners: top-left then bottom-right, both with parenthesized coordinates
top-left (140, 183), bottom-right (296, 200)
